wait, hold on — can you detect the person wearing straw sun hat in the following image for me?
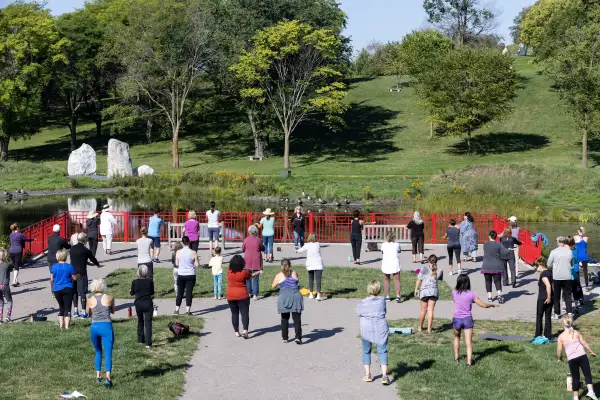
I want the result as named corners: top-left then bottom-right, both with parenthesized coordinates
top-left (259, 208), bottom-right (276, 263)
top-left (86, 210), bottom-right (101, 257)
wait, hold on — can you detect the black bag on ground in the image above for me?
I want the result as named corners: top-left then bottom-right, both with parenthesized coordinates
top-left (168, 321), bottom-right (190, 336)
top-left (367, 242), bottom-right (378, 252)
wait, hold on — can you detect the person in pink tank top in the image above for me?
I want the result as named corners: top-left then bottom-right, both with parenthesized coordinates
top-left (557, 315), bottom-right (598, 400)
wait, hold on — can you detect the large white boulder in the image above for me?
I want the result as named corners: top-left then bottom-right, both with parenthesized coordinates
top-left (68, 143), bottom-right (96, 176)
top-left (107, 139), bottom-right (133, 178)
top-left (135, 165), bottom-right (154, 177)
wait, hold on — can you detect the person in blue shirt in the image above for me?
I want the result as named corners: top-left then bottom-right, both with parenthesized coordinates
top-left (50, 249), bottom-right (78, 329)
top-left (259, 208), bottom-right (276, 263)
top-left (148, 211), bottom-right (164, 263)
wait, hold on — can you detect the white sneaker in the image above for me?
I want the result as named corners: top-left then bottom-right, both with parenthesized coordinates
top-left (316, 294), bottom-right (322, 301)
top-left (449, 271), bottom-right (453, 276)
top-left (252, 295), bottom-right (258, 300)
top-left (586, 392), bottom-right (599, 400)
top-left (309, 293), bottom-right (314, 299)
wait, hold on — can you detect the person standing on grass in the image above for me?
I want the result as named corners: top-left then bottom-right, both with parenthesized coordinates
top-left (147, 210), bottom-right (164, 263)
top-left (414, 254), bottom-right (442, 333)
top-left (171, 242), bottom-right (183, 295)
top-left (242, 225), bottom-right (264, 300)
top-left (350, 210), bottom-right (364, 265)
top-left (86, 210), bottom-right (100, 257)
top-left (557, 315), bottom-right (598, 400)
top-left (459, 212), bottom-right (478, 262)
top-left (297, 233), bottom-right (324, 301)
top-left (500, 227), bottom-right (522, 288)
top-left (452, 274), bottom-right (497, 366)
top-left (272, 258), bottom-right (304, 344)
top-left (356, 280), bottom-right (390, 385)
top-left (137, 228), bottom-right (154, 280)
top-left (8, 222), bottom-right (33, 287)
top-left (70, 233), bottom-right (101, 319)
top-left (0, 248), bottom-right (14, 323)
top-left (206, 201), bottom-right (221, 256)
top-left (130, 265), bottom-right (154, 348)
top-left (548, 236), bottom-right (574, 318)
top-left (575, 227), bottom-right (590, 292)
top-left (534, 257), bottom-right (553, 340)
top-left (174, 236), bottom-right (199, 315)
top-left (442, 219), bottom-right (462, 275)
top-left (210, 247), bottom-right (224, 300)
top-left (259, 208), bottom-right (275, 263)
top-left (569, 236), bottom-right (584, 312)
top-left (481, 230), bottom-right (512, 304)
top-left (50, 249), bottom-right (78, 329)
top-left (86, 279), bottom-right (115, 388)
top-left (183, 210), bottom-right (200, 252)
top-left (227, 255), bottom-right (263, 339)
top-left (291, 206), bottom-right (305, 251)
top-left (381, 231), bottom-right (401, 303)
top-left (100, 205), bottom-right (117, 256)
top-left (405, 211), bottom-right (425, 264)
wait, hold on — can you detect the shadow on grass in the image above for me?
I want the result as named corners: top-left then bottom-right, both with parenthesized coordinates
top-left (474, 344), bottom-right (521, 363)
top-left (390, 359), bottom-right (435, 378)
top-left (447, 132), bottom-right (550, 155)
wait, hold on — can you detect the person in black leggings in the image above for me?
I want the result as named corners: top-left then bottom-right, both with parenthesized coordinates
top-left (350, 210), bottom-right (363, 264)
top-left (174, 236), bottom-right (199, 315)
top-left (405, 211), bottom-right (425, 263)
top-left (130, 264), bottom-right (154, 347)
top-left (481, 230), bottom-right (512, 304)
top-left (442, 219), bottom-right (462, 275)
top-left (50, 249), bottom-right (78, 329)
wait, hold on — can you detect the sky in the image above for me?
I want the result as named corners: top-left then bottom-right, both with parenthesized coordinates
top-left (3, 0), bottom-right (535, 51)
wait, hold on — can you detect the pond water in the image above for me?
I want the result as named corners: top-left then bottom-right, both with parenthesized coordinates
top-left (525, 222), bottom-right (598, 259)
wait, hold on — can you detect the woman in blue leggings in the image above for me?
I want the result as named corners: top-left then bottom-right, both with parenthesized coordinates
top-left (86, 279), bottom-right (115, 388)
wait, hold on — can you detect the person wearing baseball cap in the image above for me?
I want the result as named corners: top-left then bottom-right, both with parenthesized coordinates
top-left (47, 224), bottom-right (71, 297)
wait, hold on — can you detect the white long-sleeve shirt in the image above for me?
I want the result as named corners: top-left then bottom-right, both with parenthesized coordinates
top-left (298, 242), bottom-right (324, 271)
top-left (100, 211), bottom-right (117, 235)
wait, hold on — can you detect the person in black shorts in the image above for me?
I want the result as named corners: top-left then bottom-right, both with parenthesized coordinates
top-left (405, 211), bottom-right (425, 263)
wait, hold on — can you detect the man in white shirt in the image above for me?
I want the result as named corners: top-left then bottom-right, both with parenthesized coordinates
top-left (206, 201), bottom-right (221, 256)
top-left (100, 204), bottom-right (118, 255)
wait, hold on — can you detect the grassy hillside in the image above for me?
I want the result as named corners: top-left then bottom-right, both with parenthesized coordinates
top-left (2, 57), bottom-right (599, 218)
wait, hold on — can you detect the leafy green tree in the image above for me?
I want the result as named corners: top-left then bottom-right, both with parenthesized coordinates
top-left (509, 6), bottom-right (531, 53)
top-left (231, 20), bottom-right (347, 169)
top-left (423, 0), bottom-right (497, 46)
top-left (0, 2), bottom-right (67, 161)
top-left (103, 0), bottom-right (215, 168)
top-left (417, 47), bottom-right (519, 152)
top-left (377, 42), bottom-right (404, 89)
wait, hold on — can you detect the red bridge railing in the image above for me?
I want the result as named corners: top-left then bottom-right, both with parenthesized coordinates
top-left (20, 211), bottom-right (543, 265)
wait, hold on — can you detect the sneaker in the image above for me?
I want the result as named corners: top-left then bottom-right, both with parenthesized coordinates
top-left (73, 311), bottom-right (80, 318)
top-left (155, 259), bottom-right (161, 263)
top-left (252, 295), bottom-right (258, 300)
top-left (551, 313), bottom-right (560, 320)
top-left (96, 378), bottom-right (102, 384)
top-left (381, 376), bottom-right (391, 385)
top-left (5, 318), bottom-right (11, 324)
top-left (385, 296), bottom-right (391, 302)
top-left (363, 375), bottom-right (373, 383)
top-left (282, 339), bottom-right (288, 343)
top-left (455, 359), bottom-right (460, 364)
top-left (457, 269), bottom-right (462, 275)
top-left (186, 311), bottom-right (192, 316)
top-left (487, 298), bottom-right (493, 304)
top-left (586, 391), bottom-right (599, 400)
top-left (396, 297), bottom-right (402, 303)
top-left (174, 310), bottom-right (179, 315)
top-left (103, 379), bottom-right (112, 388)
top-left (295, 338), bottom-right (302, 345)
top-left (309, 293), bottom-right (314, 299)
top-left (12, 282), bottom-right (19, 287)
top-left (52, 292), bottom-right (55, 298)
top-left (145, 345), bottom-right (151, 349)
top-left (448, 271), bottom-right (453, 276)
top-left (80, 313), bottom-right (88, 319)
top-left (213, 296), bottom-right (217, 300)
top-left (498, 296), bottom-right (505, 304)
top-left (316, 294), bottom-right (322, 301)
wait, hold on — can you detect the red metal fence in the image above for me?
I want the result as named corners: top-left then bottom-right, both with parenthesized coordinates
top-left (21, 211), bottom-right (543, 264)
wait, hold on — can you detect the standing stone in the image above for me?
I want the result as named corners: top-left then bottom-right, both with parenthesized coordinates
top-left (68, 143), bottom-right (96, 176)
top-left (135, 165), bottom-right (154, 177)
top-left (107, 139), bottom-right (133, 178)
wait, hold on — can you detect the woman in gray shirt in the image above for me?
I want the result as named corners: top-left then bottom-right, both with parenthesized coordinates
top-left (0, 248), bottom-right (14, 323)
top-left (481, 230), bottom-right (512, 304)
top-left (443, 219), bottom-right (462, 275)
top-left (414, 254), bottom-right (442, 333)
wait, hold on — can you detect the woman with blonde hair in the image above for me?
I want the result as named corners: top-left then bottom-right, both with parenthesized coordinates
top-left (86, 278), bottom-right (115, 388)
top-left (50, 249), bottom-right (78, 329)
top-left (297, 233), bottom-right (324, 300)
top-left (381, 230), bottom-right (401, 303)
top-left (183, 210), bottom-right (200, 251)
top-left (405, 211), bottom-right (425, 263)
top-left (0, 248), bottom-right (14, 323)
top-left (272, 258), bottom-right (304, 344)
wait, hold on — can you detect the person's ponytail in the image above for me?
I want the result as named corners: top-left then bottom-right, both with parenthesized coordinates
top-left (428, 254), bottom-right (438, 276)
top-left (281, 258), bottom-right (292, 278)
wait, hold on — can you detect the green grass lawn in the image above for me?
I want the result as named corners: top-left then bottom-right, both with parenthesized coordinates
top-left (0, 316), bottom-right (200, 400)
top-left (387, 315), bottom-right (600, 400)
top-left (105, 266), bottom-right (452, 300)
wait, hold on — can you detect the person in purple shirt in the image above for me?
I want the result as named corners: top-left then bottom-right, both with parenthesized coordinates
top-left (452, 274), bottom-right (497, 366)
top-left (183, 210), bottom-right (200, 252)
top-left (241, 225), bottom-right (264, 299)
top-left (8, 223), bottom-right (33, 287)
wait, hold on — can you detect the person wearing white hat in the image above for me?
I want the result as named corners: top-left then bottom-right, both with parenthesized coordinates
top-left (259, 209), bottom-right (276, 263)
top-left (86, 210), bottom-right (101, 257)
top-left (100, 205), bottom-right (118, 256)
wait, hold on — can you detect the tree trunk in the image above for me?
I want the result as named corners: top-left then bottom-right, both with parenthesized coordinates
top-left (69, 114), bottom-right (78, 151)
top-left (0, 138), bottom-right (8, 161)
top-left (582, 124), bottom-right (589, 169)
top-left (467, 131), bottom-right (471, 155)
top-left (283, 131), bottom-right (290, 169)
top-left (146, 119), bottom-right (153, 144)
top-left (248, 110), bottom-right (265, 159)
top-left (172, 125), bottom-right (180, 169)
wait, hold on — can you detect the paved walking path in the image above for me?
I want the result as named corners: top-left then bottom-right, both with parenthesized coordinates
top-left (9, 242), bottom-right (599, 399)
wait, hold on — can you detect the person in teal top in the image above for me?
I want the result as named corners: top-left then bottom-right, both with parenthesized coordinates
top-left (259, 208), bottom-right (276, 263)
top-left (147, 211), bottom-right (164, 263)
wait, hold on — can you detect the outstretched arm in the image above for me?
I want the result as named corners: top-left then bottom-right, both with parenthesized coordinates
top-left (474, 297), bottom-right (497, 308)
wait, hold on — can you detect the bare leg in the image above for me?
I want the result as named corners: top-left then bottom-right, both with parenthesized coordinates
top-left (12, 270), bottom-right (19, 285)
top-left (453, 328), bottom-right (461, 361)
top-left (427, 300), bottom-right (436, 333)
top-left (64, 316), bottom-right (71, 330)
top-left (418, 300), bottom-right (427, 331)
top-left (381, 364), bottom-right (388, 377)
top-left (393, 272), bottom-right (401, 298)
top-left (363, 364), bottom-right (371, 377)
top-left (58, 316), bottom-right (64, 329)
top-left (465, 329), bottom-right (473, 365)
top-left (383, 274), bottom-right (391, 298)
